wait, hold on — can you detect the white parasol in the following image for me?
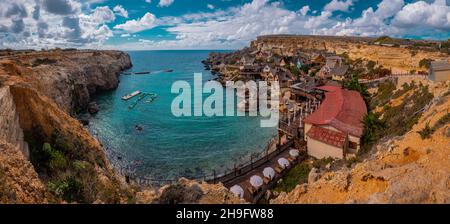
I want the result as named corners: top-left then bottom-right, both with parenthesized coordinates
top-left (263, 167), bottom-right (275, 180)
top-left (249, 175), bottom-right (263, 188)
top-left (230, 185), bottom-right (244, 199)
top-left (278, 158), bottom-right (290, 168)
top-left (289, 149), bottom-right (300, 158)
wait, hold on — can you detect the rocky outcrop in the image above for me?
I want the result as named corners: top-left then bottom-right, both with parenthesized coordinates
top-left (0, 50), bottom-right (133, 203)
top-left (271, 80), bottom-right (450, 204)
top-left (0, 140), bottom-right (50, 203)
top-left (0, 86), bottom-right (28, 158)
top-left (136, 178), bottom-right (244, 204)
top-left (0, 50), bottom-right (131, 114)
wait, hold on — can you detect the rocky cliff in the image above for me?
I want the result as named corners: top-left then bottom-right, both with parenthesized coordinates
top-left (251, 35), bottom-right (448, 73)
top-left (272, 79), bottom-right (450, 204)
top-left (0, 49), bottom-right (239, 204)
top-left (0, 50), bottom-right (134, 203)
top-left (0, 50), bottom-right (132, 114)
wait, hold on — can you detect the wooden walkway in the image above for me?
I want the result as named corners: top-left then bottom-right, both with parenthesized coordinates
top-left (207, 140), bottom-right (307, 203)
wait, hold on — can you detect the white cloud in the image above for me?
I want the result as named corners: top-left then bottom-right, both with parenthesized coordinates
top-left (324, 0), bottom-right (353, 12)
top-left (114, 12), bottom-right (158, 33)
top-left (158, 0), bottom-right (174, 7)
top-left (207, 4), bottom-right (215, 10)
top-left (393, 0), bottom-right (450, 30)
top-left (1, 0), bottom-right (450, 50)
top-left (299, 5), bottom-right (310, 16)
top-left (113, 5), bottom-right (128, 18)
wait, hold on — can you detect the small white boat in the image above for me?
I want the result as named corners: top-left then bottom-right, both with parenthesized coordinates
top-left (122, 91), bottom-right (141, 100)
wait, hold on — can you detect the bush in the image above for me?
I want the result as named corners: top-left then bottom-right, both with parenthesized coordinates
top-left (273, 163), bottom-right (311, 193)
top-left (42, 143), bottom-right (67, 170)
top-left (312, 157), bottom-right (334, 169)
top-left (48, 176), bottom-right (84, 203)
top-left (417, 112), bottom-right (450, 139)
top-left (417, 122), bottom-right (433, 139)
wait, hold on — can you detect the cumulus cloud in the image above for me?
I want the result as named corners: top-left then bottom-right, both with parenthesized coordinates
top-left (1, 0), bottom-right (450, 50)
top-left (0, 0), bottom-right (115, 49)
top-left (324, 0), bottom-right (353, 12)
top-left (393, 0), bottom-right (450, 30)
top-left (299, 5), bottom-right (310, 16)
top-left (158, 0), bottom-right (174, 7)
top-left (113, 5), bottom-right (128, 18)
top-left (114, 12), bottom-right (158, 33)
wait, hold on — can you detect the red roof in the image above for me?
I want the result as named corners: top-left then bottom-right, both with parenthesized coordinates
top-left (315, 85), bottom-right (341, 92)
top-left (305, 87), bottom-right (367, 137)
top-left (306, 126), bottom-right (346, 148)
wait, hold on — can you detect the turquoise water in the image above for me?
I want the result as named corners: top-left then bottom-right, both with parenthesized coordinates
top-left (89, 51), bottom-right (277, 180)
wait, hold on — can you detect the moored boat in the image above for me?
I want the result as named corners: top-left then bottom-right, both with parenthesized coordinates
top-left (122, 90), bottom-right (141, 100)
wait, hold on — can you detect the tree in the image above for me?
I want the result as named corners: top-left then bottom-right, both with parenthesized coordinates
top-left (419, 58), bottom-right (433, 69)
top-left (343, 75), bottom-right (370, 106)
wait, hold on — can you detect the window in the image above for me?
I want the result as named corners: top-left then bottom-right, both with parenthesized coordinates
top-left (349, 141), bottom-right (358, 149)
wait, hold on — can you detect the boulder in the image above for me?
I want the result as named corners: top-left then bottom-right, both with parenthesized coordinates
top-left (308, 168), bottom-right (320, 184)
top-left (87, 102), bottom-right (99, 114)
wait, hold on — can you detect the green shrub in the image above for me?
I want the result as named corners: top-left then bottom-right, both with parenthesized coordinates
top-left (273, 163), bottom-right (311, 193)
top-left (42, 143), bottom-right (67, 170)
top-left (48, 176), bottom-right (84, 203)
top-left (312, 157), bottom-right (334, 169)
top-left (417, 122), bottom-right (433, 139)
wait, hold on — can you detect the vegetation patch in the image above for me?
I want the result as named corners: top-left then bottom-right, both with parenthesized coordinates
top-left (417, 112), bottom-right (450, 139)
top-left (25, 127), bottom-right (125, 203)
top-left (360, 82), bottom-right (434, 154)
top-left (32, 58), bottom-right (57, 67)
top-left (273, 163), bottom-right (311, 193)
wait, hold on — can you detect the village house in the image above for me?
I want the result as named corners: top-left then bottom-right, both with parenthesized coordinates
top-left (429, 60), bottom-right (450, 82)
top-left (317, 56), bottom-right (349, 81)
top-left (304, 86), bottom-right (367, 159)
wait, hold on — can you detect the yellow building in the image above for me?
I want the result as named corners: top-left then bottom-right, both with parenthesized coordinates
top-left (304, 86), bottom-right (367, 159)
top-left (429, 61), bottom-right (450, 82)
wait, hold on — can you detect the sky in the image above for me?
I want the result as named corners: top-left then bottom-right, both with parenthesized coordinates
top-left (0, 0), bottom-right (450, 50)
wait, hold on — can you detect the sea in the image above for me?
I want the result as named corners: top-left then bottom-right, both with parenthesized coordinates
top-left (88, 50), bottom-right (277, 181)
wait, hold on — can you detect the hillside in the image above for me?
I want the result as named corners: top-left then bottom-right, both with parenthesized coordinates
top-left (252, 35), bottom-right (449, 73)
top-left (272, 78), bottom-right (450, 203)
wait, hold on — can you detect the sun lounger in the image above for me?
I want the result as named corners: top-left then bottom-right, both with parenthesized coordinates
top-left (288, 156), bottom-right (295, 163)
top-left (263, 176), bottom-right (271, 185)
top-left (275, 166), bottom-right (284, 174)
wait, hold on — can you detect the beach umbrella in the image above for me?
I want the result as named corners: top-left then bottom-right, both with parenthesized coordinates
top-left (263, 167), bottom-right (275, 180)
top-left (249, 175), bottom-right (263, 188)
top-left (230, 185), bottom-right (244, 199)
top-left (278, 158), bottom-right (290, 168)
top-left (289, 149), bottom-right (300, 158)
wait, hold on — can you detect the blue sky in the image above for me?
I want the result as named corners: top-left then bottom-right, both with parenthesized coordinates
top-left (0, 0), bottom-right (449, 50)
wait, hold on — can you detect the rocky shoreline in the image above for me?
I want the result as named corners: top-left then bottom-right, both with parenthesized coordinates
top-left (0, 49), bottom-right (242, 204)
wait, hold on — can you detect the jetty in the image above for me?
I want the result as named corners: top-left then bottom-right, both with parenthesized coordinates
top-left (122, 90), bottom-right (141, 100)
top-left (128, 92), bottom-right (158, 109)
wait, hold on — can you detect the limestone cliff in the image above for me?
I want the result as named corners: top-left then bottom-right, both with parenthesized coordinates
top-left (0, 50), bottom-right (133, 203)
top-left (251, 35), bottom-right (448, 73)
top-left (271, 80), bottom-right (450, 204)
top-left (0, 49), bottom-right (239, 204)
top-left (0, 50), bottom-right (132, 114)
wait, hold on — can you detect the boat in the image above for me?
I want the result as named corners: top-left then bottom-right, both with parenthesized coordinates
top-left (134, 71), bottom-right (151, 75)
top-left (163, 69), bottom-right (174, 72)
top-left (122, 90), bottom-right (141, 100)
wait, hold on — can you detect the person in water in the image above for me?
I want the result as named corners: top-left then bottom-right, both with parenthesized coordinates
top-left (135, 125), bottom-right (144, 131)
